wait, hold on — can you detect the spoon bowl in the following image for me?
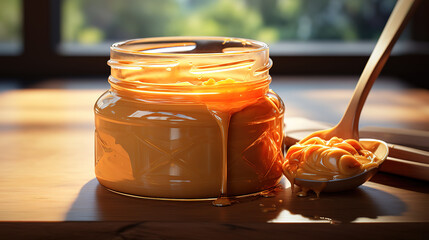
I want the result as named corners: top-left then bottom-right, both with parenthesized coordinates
top-left (293, 139), bottom-right (389, 193)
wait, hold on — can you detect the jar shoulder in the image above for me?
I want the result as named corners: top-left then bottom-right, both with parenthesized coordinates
top-left (94, 89), bottom-right (284, 124)
top-left (267, 89), bottom-right (285, 114)
top-left (94, 90), bottom-right (118, 113)
top-left (94, 90), bottom-right (217, 124)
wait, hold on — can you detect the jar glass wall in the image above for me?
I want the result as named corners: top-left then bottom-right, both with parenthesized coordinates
top-left (94, 37), bottom-right (285, 200)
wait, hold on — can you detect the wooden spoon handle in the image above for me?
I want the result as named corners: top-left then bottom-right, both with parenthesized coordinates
top-left (380, 157), bottom-right (429, 182)
top-left (338, 0), bottom-right (421, 140)
top-left (388, 144), bottom-right (429, 165)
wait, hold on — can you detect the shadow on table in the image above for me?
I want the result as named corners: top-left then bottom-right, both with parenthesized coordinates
top-left (65, 178), bottom-right (284, 222)
top-left (370, 173), bottom-right (429, 194)
top-left (65, 178), bottom-right (406, 224)
top-left (280, 185), bottom-right (407, 223)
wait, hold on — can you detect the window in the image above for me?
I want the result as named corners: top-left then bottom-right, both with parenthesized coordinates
top-left (0, 0), bottom-right (22, 55)
top-left (0, 0), bottom-right (428, 87)
top-left (60, 0), bottom-right (399, 56)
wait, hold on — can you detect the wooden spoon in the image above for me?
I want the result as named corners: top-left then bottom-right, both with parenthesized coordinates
top-left (286, 0), bottom-right (421, 193)
top-left (299, 0), bottom-right (421, 143)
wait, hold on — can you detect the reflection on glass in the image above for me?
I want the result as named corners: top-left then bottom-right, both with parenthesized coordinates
top-left (0, 0), bottom-right (21, 55)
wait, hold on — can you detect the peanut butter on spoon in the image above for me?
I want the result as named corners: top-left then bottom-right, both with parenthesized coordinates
top-left (283, 0), bottom-right (420, 196)
top-left (283, 137), bottom-right (386, 197)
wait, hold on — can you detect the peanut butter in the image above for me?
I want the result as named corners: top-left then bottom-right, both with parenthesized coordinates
top-left (95, 85), bottom-right (284, 200)
top-left (94, 37), bottom-right (285, 204)
top-left (282, 137), bottom-right (381, 196)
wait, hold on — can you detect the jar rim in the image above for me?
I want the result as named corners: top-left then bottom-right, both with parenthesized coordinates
top-left (111, 36), bottom-right (269, 57)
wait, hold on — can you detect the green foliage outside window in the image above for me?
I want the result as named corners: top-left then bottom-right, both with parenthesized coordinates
top-left (62, 0), bottom-right (396, 45)
top-left (0, 0), bottom-right (21, 43)
top-left (0, 0), bottom-right (395, 44)
top-left (0, 0), bottom-right (396, 46)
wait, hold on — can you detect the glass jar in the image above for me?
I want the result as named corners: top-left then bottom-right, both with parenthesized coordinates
top-left (94, 37), bottom-right (285, 201)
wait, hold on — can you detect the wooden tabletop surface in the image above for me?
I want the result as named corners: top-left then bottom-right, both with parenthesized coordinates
top-left (0, 77), bottom-right (428, 239)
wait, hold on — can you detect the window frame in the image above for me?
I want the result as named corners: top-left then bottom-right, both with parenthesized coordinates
top-left (1, 0), bottom-right (428, 87)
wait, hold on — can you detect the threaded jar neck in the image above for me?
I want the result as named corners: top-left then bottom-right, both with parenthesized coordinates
top-left (108, 37), bottom-right (272, 104)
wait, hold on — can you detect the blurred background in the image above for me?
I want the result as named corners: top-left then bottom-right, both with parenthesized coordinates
top-left (0, 0), bottom-right (428, 162)
top-left (0, 0), bottom-right (428, 87)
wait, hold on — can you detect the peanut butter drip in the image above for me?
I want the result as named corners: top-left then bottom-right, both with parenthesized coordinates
top-left (209, 110), bottom-right (232, 206)
top-left (207, 92), bottom-right (260, 207)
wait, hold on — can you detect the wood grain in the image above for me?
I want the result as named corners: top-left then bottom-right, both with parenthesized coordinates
top-left (0, 81), bottom-right (428, 239)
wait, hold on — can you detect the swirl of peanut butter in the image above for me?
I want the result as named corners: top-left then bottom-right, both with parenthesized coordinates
top-left (283, 137), bottom-right (380, 182)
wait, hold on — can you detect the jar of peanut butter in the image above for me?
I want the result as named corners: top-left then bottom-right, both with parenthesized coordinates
top-left (94, 37), bottom-right (285, 203)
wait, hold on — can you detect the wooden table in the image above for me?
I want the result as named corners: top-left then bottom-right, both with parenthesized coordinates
top-left (0, 77), bottom-right (428, 239)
